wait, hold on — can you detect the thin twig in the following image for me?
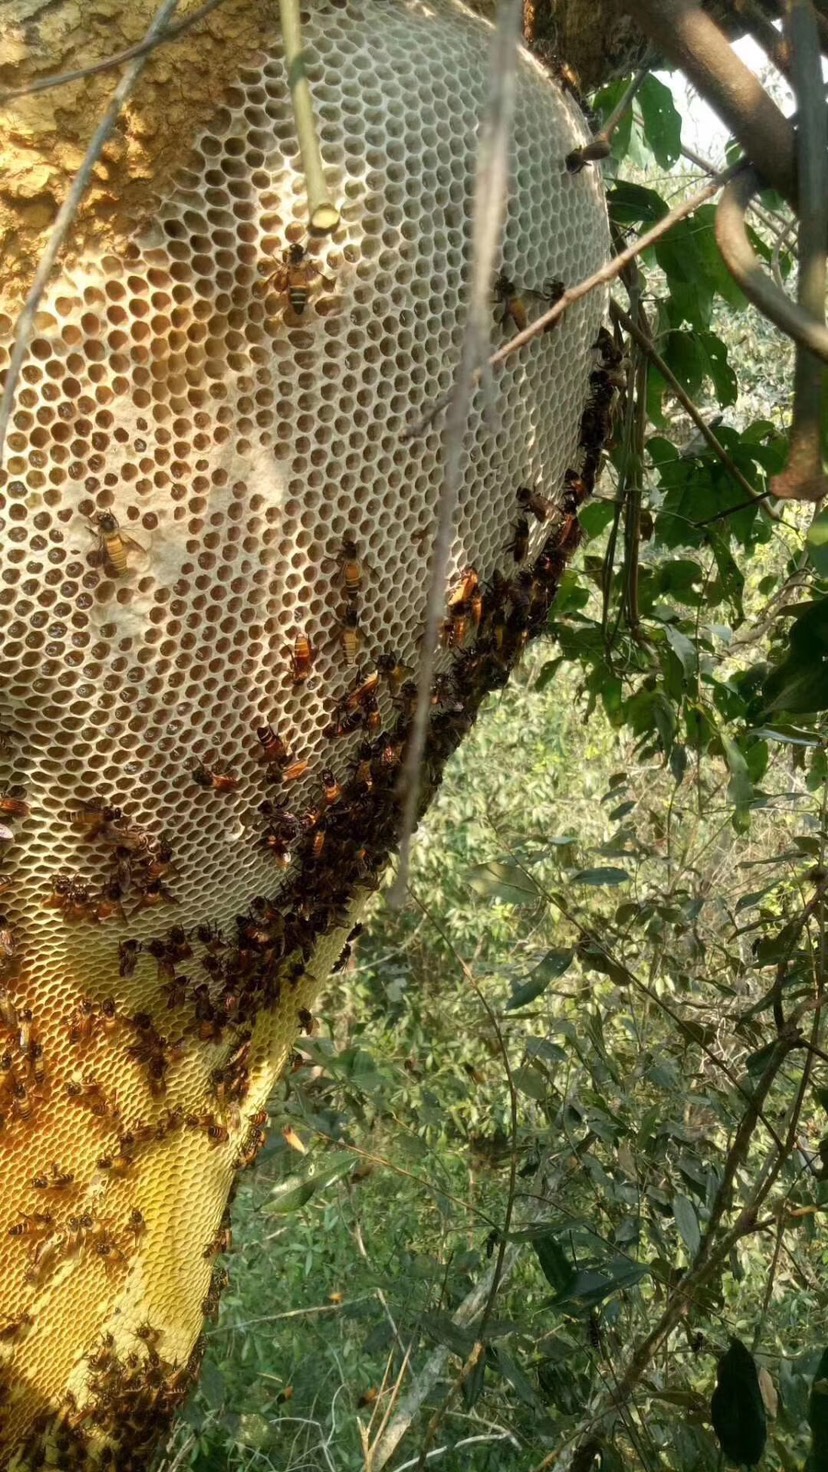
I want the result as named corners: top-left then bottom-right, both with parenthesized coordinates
top-left (277, 0), bottom-right (339, 232)
top-left (0, 0), bottom-right (183, 471)
top-left (716, 166), bottom-right (828, 366)
top-left (388, 0), bottom-right (523, 906)
top-left (608, 301), bottom-right (767, 514)
top-left (402, 165), bottom-right (737, 444)
top-left (0, 0), bottom-right (227, 106)
top-left (770, 0), bottom-right (828, 501)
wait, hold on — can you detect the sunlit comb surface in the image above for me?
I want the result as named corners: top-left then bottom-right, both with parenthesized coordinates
top-left (0, 0), bottom-right (609, 1462)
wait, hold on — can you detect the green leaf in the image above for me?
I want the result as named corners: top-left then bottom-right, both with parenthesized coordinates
top-left (506, 949), bottom-right (574, 1010)
top-left (637, 74), bottom-right (682, 166)
top-left (266, 1155), bottom-right (354, 1215)
top-left (808, 510), bottom-right (828, 578)
top-left (607, 180), bottom-right (669, 229)
top-left (672, 1193), bottom-right (701, 1256)
top-left (571, 866), bottom-right (631, 886)
top-left (533, 1233), bottom-right (576, 1294)
top-left (720, 733), bottom-right (754, 811)
top-left (663, 623), bottom-right (698, 678)
top-left (513, 1064), bottom-right (549, 1101)
top-left (467, 861), bottom-right (541, 905)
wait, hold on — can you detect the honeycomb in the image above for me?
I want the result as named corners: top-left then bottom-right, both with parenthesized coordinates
top-left (0, 0), bottom-right (609, 1462)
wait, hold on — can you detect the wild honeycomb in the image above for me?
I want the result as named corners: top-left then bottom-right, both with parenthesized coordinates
top-left (0, 0), bottom-right (609, 1462)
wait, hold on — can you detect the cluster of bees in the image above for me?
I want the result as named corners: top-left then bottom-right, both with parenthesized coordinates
top-left (46, 799), bottom-right (177, 926)
top-left (2, 1204), bottom-right (146, 1295)
top-left (5, 1325), bottom-right (208, 1472)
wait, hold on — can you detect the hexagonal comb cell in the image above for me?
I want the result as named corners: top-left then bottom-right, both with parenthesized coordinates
top-left (0, 0), bottom-right (608, 1456)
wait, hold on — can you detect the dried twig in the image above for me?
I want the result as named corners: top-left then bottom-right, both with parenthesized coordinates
top-left (608, 301), bottom-right (767, 514)
top-left (0, 0), bottom-right (183, 471)
top-left (389, 0), bottom-right (523, 906)
top-left (0, 0), bottom-right (226, 106)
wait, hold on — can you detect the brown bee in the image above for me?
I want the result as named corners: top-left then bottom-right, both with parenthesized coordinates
top-left (118, 939), bottom-right (142, 979)
top-left (126, 1209), bottom-right (146, 1240)
top-left (331, 534), bottom-right (363, 599)
top-left (0, 1312), bottom-right (33, 1343)
top-left (0, 984), bottom-right (17, 1034)
top-left (0, 917), bottom-right (16, 977)
top-left (0, 788), bottom-right (29, 821)
top-left (338, 604), bottom-right (362, 665)
top-left (13, 1081), bottom-right (34, 1121)
top-left (257, 724), bottom-right (290, 766)
top-left (448, 566), bottom-right (480, 607)
top-left (289, 633), bottom-right (314, 684)
top-left (191, 762), bottom-right (239, 794)
top-left (32, 1162), bottom-right (75, 1191)
top-left (89, 511), bottom-right (144, 577)
top-left (283, 759), bottom-right (310, 784)
top-left (203, 1222), bottom-right (232, 1259)
top-left (206, 1121), bottom-right (230, 1147)
top-left (350, 668), bottom-right (382, 708)
top-left (8, 1211), bottom-right (54, 1241)
top-left (262, 241), bottom-right (326, 315)
top-left (26, 1237), bottom-right (62, 1287)
top-left (516, 485), bottom-right (551, 523)
top-left (352, 744), bottom-right (374, 790)
top-left (493, 272), bottom-right (528, 332)
top-left (506, 515), bottom-right (530, 563)
top-left (440, 609), bottom-right (469, 650)
top-left (321, 769), bottom-right (342, 806)
top-left (97, 1151), bottom-right (134, 1178)
top-left (376, 652), bottom-right (411, 696)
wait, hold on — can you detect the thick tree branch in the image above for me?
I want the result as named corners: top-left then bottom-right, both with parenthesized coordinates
top-left (612, 0), bottom-right (798, 208)
top-left (771, 0), bottom-right (828, 501)
top-left (716, 166), bottom-right (828, 362)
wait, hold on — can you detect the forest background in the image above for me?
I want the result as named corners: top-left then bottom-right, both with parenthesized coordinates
top-left (158, 30), bottom-right (828, 1472)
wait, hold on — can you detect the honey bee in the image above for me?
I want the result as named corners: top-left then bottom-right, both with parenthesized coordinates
top-left (321, 768), bottom-right (342, 806)
top-left (262, 240), bottom-right (326, 315)
top-left (89, 511), bottom-right (144, 578)
top-left (27, 1043), bottom-right (46, 1090)
top-left (352, 744), bottom-right (374, 790)
top-left (0, 1312), bottom-right (33, 1343)
top-left (8, 1211), bottom-right (53, 1241)
top-left (26, 1237), bottom-right (62, 1287)
top-left (0, 1051), bottom-right (17, 1095)
top-left (298, 1007), bottom-right (313, 1033)
top-left (363, 692), bottom-right (382, 735)
top-left (257, 724), bottom-right (290, 766)
top-left (338, 604), bottom-right (362, 665)
top-left (376, 652), bottom-right (411, 696)
top-left (203, 1221), bottom-right (232, 1259)
top-left (126, 1209), bottom-right (146, 1240)
top-left (0, 918), bottom-right (16, 979)
top-left (289, 633), bottom-right (314, 684)
top-left (0, 788), bottom-right (29, 821)
top-left (283, 759), bottom-right (310, 784)
top-left (97, 1151), bottom-right (134, 1178)
top-left (206, 1120), bottom-right (230, 1147)
top-left (191, 761), bottom-right (239, 794)
top-left (118, 939), bottom-right (142, 978)
top-left (506, 516), bottom-right (530, 563)
top-left (440, 610), bottom-right (469, 650)
top-left (493, 272), bottom-right (528, 332)
top-left (448, 566), bottom-right (480, 607)
top-left (516, 485), bottom-right (551, 523)
top-left (32, 1162), bottom-right (75, 1191)
top-left (13, 1081), bottom-right (34, 1121)
top-left (330, 534), bottom-right (363, 600)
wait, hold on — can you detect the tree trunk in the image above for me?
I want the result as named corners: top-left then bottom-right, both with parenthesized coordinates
top-left (0, 0), bottom-right (611, 1463)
